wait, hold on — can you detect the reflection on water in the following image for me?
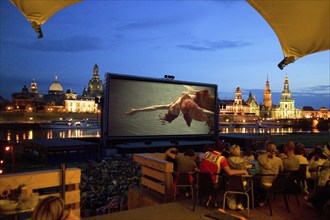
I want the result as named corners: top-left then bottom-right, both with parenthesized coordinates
top-left (219, 126), bottom-right (317, 134)
top-left (0, 126), bottom-right (324, 143)
top-left (3, 129), bottom-right (100, 143)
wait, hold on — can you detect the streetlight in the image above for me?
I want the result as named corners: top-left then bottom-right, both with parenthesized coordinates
top-left (4, 145), bottom-right (16, 173)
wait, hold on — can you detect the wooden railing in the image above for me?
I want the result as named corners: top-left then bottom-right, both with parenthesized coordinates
top-left (133, 153), bottom-right (174, 202)
top-left (0, 167), bottom-right (81, 217)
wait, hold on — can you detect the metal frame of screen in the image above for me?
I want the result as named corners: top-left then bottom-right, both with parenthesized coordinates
top-left (101, 73), bottom-right (219, 147)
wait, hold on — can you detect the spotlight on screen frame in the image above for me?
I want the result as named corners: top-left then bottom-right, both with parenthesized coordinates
top-left (164, 75), bottom-right (175, 80)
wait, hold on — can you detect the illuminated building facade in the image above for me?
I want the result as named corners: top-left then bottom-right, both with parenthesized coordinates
top-left (219, 87), bottom-right (260, 123)
top-left (272, 75), bottom-right (302, 119)
top-left (11, 79), bottom-right (43, 112)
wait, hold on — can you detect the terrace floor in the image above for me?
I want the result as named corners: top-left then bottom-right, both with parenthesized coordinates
top-left (84, 193), bottom-right (330, 220)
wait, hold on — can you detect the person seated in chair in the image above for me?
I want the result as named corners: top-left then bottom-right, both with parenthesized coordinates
top-left (199, 141), bottom-right (248, 207)
top-left (295, 143), bottom-right (310, 195)
top-left (305, 142), bottom-right (330, 210)
top-left (257, 142), bottom-right (283, 206)
top-left (308, 145), bottom-right (327, 189)
top-left (227, 144), bottom-right (248, 211)
top-left (31, 196), bottom-right (79, 220)
top-left (165, 147), bottom-right (198, 173)
top-left (282, 141), bottom-right (300, 171)
top-left (166, 147), bottom-right (198, 196)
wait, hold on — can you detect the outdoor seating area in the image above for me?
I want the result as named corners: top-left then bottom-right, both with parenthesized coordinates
top-left (83, 196), bottom-right (329, 220)
top-left (127, 151), bottom-right (330, 220)
top-left (1, 143), bottom-right (329, 220)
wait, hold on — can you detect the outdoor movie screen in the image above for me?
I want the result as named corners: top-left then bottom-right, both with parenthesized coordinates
top-left (106, 74), bottom-right (218, 140)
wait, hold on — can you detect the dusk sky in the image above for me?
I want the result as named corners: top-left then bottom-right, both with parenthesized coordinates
top-left (1, 0), bottom-right (329, 109)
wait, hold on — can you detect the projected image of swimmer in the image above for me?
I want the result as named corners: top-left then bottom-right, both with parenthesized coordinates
top-left (126, 86), bottom-right (215, 132)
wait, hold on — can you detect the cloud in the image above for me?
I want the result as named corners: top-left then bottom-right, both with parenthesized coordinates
top-left (115, 19), bottom-right (175, 31)
top-left (7, 36), bottom-right (104, 52)
top-left (177, 40), bottom-right (251, 51)
top-left (296, 85), bottom-right (330, 95)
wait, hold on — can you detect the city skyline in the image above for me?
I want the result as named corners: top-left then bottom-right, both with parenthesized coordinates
top-left (1, 0), bottom-right (329, 109)
top-left (5, 72), bottom-right (326, 111)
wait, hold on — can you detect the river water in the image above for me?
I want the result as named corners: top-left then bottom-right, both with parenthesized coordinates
top-left (0, 128), bottom-right (101, 143)
top-left (0, 126), bottom-right (325, 143)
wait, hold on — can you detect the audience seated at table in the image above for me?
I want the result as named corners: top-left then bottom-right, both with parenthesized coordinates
top-left (226, 144), bottom-right (248, 211)
top-left (295, 143), bottom-right (310, 195)
top-left (165, 147), bottom-right (198, 187)
top-left (242, 146), bottom-right (255, 166)
top-left (257, 142), bottom-right (283, 206)
top-left (282, 141), bottom-right (300, 171)
top-left (304, 142), bottom-right (330, 210)
top-left (199, 141), bottom-right (248, 207)
top-left (308, 145), bottom-right (327, 189)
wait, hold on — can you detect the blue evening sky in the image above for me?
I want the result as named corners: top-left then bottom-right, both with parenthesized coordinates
top-left (1, 0), bottom-right (329, 109)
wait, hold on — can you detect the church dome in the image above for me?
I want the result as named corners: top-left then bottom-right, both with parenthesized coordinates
top-left (49, 76), bottom-right (63, 94)
top-left (87, 64), bottom-right (103, 97)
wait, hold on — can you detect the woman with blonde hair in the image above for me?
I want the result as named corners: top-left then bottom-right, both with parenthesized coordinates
top-left (228, 144), bottom-right (246, 170)
top-left (31, 196), bottom-right (79, 220)
top-left (258, 142), bottom-right (283, 186)
top-left (257, 142), bottom-right (283, 206)
top-left (226, 144), bottom-right (248, 210)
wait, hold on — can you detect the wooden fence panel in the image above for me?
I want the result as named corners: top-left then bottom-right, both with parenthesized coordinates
top-left (133, 153), bottom-right (174, 202)
top-left (0, 168), bottom-right (81, 217)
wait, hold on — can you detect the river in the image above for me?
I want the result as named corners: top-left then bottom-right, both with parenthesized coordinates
top-left (0, 125), bottom-right (326, 143)
top-left (0, 128), bottom-right (101, 143)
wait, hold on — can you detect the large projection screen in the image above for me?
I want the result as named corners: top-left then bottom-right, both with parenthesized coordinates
top-left (105, 74), bottom-right (218, 142)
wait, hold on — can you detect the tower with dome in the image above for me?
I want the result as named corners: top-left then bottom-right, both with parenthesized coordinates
top-left (86, 64), bottom-right (103, 98)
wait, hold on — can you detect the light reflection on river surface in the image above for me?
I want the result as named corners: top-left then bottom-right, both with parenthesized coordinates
top-left (219, 126), bottom-right (319, 134)
top-left (1, 128), bottom-right (101, 142)
top-left (0, 126), bottom-right (323, 143)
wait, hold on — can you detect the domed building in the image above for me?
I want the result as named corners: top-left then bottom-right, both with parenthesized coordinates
top-left (49, 76), bottom-right (64, 95)
top-left (43, 76), bottom-right (65, 111)
top-left (87, 64), bottom-right (103, 98)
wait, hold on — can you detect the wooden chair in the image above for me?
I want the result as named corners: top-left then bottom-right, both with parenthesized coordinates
top-left (222, 174), bottom-right (254, 218)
